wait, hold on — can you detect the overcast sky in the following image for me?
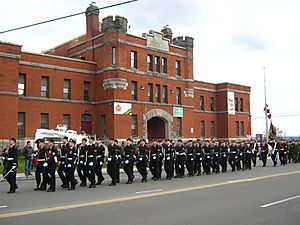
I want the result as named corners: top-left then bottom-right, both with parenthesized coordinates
top-left (1, 0), bottom-right (299, 137)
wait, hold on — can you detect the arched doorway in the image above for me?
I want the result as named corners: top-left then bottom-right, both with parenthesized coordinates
top-left (81, 114), bottom-right (92, 135)
top-left (147, 117), bottom-right (166, 141)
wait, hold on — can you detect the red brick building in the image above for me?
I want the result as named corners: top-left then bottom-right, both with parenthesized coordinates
top-left (0, 4), bottom-right (250, 142)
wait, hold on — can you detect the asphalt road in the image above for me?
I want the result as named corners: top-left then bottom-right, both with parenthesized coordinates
top-left (0, 162), bottom-right (300, 225)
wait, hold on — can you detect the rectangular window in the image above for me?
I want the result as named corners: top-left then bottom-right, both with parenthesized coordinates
top-left (162, 85), bottom-right (168, 104)
top-left (210, 97), bottom-right (215, 111)
top-left (200, 121), bottom-right (205, 137)
top-left (18, 112), bottom-right (25, 138)
top-left (176, 87), bottom-right (181, 105)
top-left (236, 121), bottom-right (240, 137)
top-left (235, 98), bottom-right (239, 112)
top-left (40, 113), bottom-right (49, 129)
top-left (240, 98), bottom-right (244, 112)
top-left (240, 121), bottom-right (245, 137)
top-left (155, 56), bottom-right (160, 72)
top-left (155, 84), bottom-right (161, 103)
top-left (148, 83), bottom-right (153, 102)
top-left (112, 47), bottom-right (116, 65)
top-left (18, 73), bottom-right (26, 96)
top-left (162, 57), bottom-right (167, 74)
top-left (101, 115), bottom-right (106, 137)
top-left (130, 51), bottom-right (137, 69)
top-left (200, 96), bottom-right (205, 110)
top-left (63, 79), bottom-right (71, 99)
top-left (131, 115), bottom-right (138, 137)
top-left (131, 81), bottom-right (138, 101)
top-left (63, 114), bottom-right (71, 129)
top-left (177, 117), bottom-right (182, 137)
top-left (41, 76), bottom-right (49, 97)
top-left (84, 81), bottom-right (90, 101)
top-left (147, 55), bottom-right (153, 71)
top-left (175, 60), bottom-right (181, 76)
top-left (210, 121), bottom-right (215, 138)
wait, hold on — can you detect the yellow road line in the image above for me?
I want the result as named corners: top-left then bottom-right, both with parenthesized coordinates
top-left (1, 170), bottom-right (299, 219)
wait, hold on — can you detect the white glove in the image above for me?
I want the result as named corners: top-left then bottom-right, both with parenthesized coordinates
top-left (67, 164), bottom-right (72, 168)
top-left (89, 162), bottom-right (94, 166)
top-left (43, 162), bottom-right (48, 167)
top-left (12, 165), bottom-right (17, 170)
top-left (125, 160), bottom-right (129, 164)
top-left (100, 161), bottom-right (103, 165)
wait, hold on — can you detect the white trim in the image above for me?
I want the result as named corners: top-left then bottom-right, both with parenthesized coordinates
top-left (0, 52), bottom-right (21, 59)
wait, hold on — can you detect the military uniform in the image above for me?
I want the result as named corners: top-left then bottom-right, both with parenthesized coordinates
top-left (136, 142), bottom-right (149, 182)
top-left (237, 143), bottom-right (246, 171)
top-left (278, 141), bottom-right (287, 166)
top-left (203, 143), bottom-right (212, 175)
top-left (46, 143), bottom-right (58, 192)
top-left (77, 143), bottom-right (88, 186)
top-left (174, 141), bottom-right (186, 178)
top-left (163, 142), bottom-right (174, 180)
top-left (220, 143), bottom-right (228, 173)
top-left (123, 142), bottom-right (135, 184)
top-left (245, 143), bottom-right (252, 170)
top-left (270, 141), bottom-right (278, 167)
top-left (185, 143), bottom-right (195, 177)
top-left (149, 143), bottom-right (161, 181)
top-left (229, 143), bottom-right (238, 172)
top-left (251, 141), bottom-right (259, 167)
top-left (57, 141), bottom-right (68, 188)
top-left (3, 142), bottom-right (18, 193)
top-left (115, 143), bottom-right (122, 183)
top-left (194, 142), bottom-right (203, 176)
top-left (212, 143), bottom-right (220, 174)
top-left (34, 143), bottom-right (49, 191)
top-left (107, 143), bottom-right (118, 186)
top-left (95, 143), bottom-right (105, 185)
top-left (65, 142), bottom-right (78, 190)
top-left (86, 143), bottom-right (96, 188)
top-left (260, 143), bottom-right (268, 167)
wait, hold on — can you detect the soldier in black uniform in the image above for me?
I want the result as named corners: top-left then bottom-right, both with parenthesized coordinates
top-left (270, 140), bottom-right (278, 167)
top-left (245, 142), bottom-right (252, 170)
top-left (34, 139), bottom-right (49, 191)
top-left (107, 138), bottom-right (118, 186)
top-left (115, 139), bottom-right (122, 183)
top-left (86, 137), bottom-right (96, 188)
top-left (186, 140), bottom-right (195, 177)
top-left (228, 141), bottom-right (237, 172)
top-left (203, 141), bottom-right (212, 175)
top-left (123, 138), bottom-right (135, 184)
top-left (65, 139), bottom-right (78, 190)
top-left (3, 138), bottom-right (18, 193)
top-left (149, 140), bottom-right (160, 181)
top-left (157, 140), bottom-right (164, 179)
top-left (58, 136), bottom-right (68, 188)
top-left (251, 140), bottom-right (259, 167)
top-left (95, 138), bottom-right (105, 185)
top-left (220, 142), bottom-right (228, 173)
top-left (136, 139), bottom-right (149, 182)
top-left (163, 139), bottom-right (174, 180)
top-left (174, 140), bottom-right (186, 178)
top-left (278, 140), bottom-right (287, 166)
top-left (237, 142), bottom-right (246, 171)
top-left (260, 141), bottom-right (268, 167)
top-left (194, 141), bottom-right (203, 176)
top-left (46, 139), bottom-right (58, 192)
top-left (212, 142), bottom-right (220, 174)
top-left (77, 138), bottom-right (88, 186)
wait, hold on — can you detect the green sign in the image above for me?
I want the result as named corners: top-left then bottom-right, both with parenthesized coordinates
top-left (173, 107), bottom-right (183, 117)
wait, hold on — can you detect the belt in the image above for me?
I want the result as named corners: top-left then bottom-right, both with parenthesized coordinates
top-left (179, 153), bottom-right (186, 156)
top-left (79, 156), bottom-right (85, 158)
top-left (67, 158), bottom-right (73, 160)
top-left (195, 153), bottom-right (201, 155)
top-left (230, 151), bottom-right (237, 154)
top-left (38, 159), bottom-right (45, 162)
top-left (7, 158), bottom-right (14, 161)
top-left (126, 155), bottom-right (130, 157)
top-left (61, 156), bottom-right (66, 158)
top-left (188, 153), bottom-right (193, 156)
top-left (88, 155), bottom-right (94, 158)
top-left (166, 153), bottom-right (171, 156)
top-left (96, 156), bottom-right (102, 158)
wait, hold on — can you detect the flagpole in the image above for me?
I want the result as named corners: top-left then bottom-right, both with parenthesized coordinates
top-left (264, 67), bottom-right (269, 143)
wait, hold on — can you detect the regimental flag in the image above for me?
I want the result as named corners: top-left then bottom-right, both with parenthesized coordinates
top-left (246, 116), bottom-right (252, 140)
top-left (264, 104), bottom-right (272, 119)
top-left (268, 121), bottom-right (277, 140)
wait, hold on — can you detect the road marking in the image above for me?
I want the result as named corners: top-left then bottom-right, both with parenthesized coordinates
top-left (0, 206), bottom-right (7, 209)
top-left (0, 170), bottom-right (300, 219)
top-left (260, 195), bottom-right (300, 208)
top-left (136, 189), bottom-right (163, 194)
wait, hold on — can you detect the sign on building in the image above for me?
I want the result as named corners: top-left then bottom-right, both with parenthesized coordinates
top-left (227, 91), bottom-right (235, 115)
top-left (173, 107), bottom-right (183, 117)
top-left (113, 102), bottom-right (132, 115)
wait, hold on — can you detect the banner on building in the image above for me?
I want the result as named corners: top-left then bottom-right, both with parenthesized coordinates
top-left (113, 102), bottom-right (132, 115)
top-left (227, 91), bottom-right (235, 115)
top-left (173, 107), bottom-right (183, 117)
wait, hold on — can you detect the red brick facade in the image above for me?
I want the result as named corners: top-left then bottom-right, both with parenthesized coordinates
top-left (0, 4), bottom-right (250, 141)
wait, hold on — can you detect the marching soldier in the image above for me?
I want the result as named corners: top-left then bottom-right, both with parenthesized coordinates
top-left (251, 140), bottom-right (259, 167)
top-left (77, 138), bottom-right (88, 186)
top-left (95, 138), bottom-right (105, 185)
top-left (163, 139), bottom-right (174, 180)
top-left (115, 139), bottom-right (122, 183)
top-left (34, 139), bottom-right (49, 191)
top-left (46, 139), bottom-right (58, 192)
top-left (186, 140), bottom-right (195, 177)
top-left (260, 141), bottom-right (268, 167)
top-left (245, 142), bottom-right (252, 170)
top-left (123, 138), bottom-right (135, 184)
top-left (212, 142), bottom-right (220, 174)
top-left (194, 140), bottom-right (203, 176)
top-left (157, 140), bottom-right (164, 179)
top-left (58, 136), bottom-right (68, 188)
top-left (278, 140), bottom-right (287, 166)
top-left (220, 142), bottom-right (228, 173)
top-left (3, 138), bottom-right (18, 194)
top-left (237, 142), bottom-right (246, 171)
top-left (269, 139), bottom-right (278, 167)
top-left (136, 139), bottom-right (149, 182)
top-left (65, 139), bottom-right (78, 190)
top-left (229, 141), bottom-right (237, 172)
top-left (203, 141), bottom-right (212, 175)
top-left (107, 138), bottom-right (118, 186)
top-left (86, 137), bottom-right (96, 188)
top-left (174, 140), bottom-right (186, 178)
top-left (149, 140), bottom-right (160, 181)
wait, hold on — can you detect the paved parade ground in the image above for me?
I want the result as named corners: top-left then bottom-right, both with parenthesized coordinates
top-left (1, 162), bottom-right (300, 225)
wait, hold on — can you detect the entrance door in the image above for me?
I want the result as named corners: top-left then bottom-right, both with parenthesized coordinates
top-left (81, 114), bottom-right (92, 135)
top-left (147, 117), bottom-right (165, 141)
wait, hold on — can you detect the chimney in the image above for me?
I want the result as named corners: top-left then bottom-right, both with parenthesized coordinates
top-left (85, 3), bottom-right (100, 38)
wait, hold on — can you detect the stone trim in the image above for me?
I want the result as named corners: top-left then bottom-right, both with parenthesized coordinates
top-left (0, 91), bottom-right (18, 96)
top-left (193, 86), bottom-right (250, 95)
top-left (0, 52), bottom-right (21, 59)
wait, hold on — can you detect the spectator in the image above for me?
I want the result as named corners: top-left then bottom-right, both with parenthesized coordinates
top-left (23, 141), bottom-right (33, 176)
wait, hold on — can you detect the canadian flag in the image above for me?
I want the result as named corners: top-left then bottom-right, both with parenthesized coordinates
top-left (264, 104), bottom-right (272, 119)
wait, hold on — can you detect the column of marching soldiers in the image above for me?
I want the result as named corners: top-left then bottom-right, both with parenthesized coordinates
top-left (2, 136), bottom-right (300, 193)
